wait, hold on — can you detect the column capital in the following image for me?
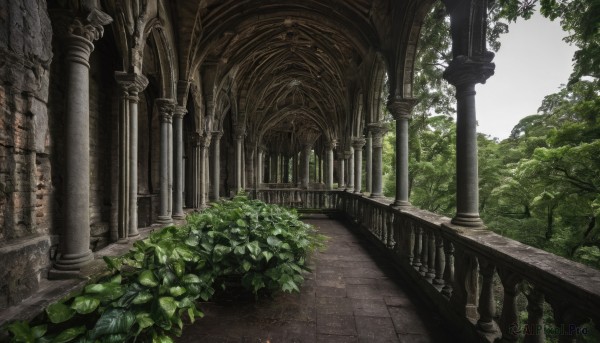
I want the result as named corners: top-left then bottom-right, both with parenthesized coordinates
top-left (115, 72), bottom-right (149, 101)
top-left (326, 140), bottom-right (338, 150)
top-left (343, 150), bottom-right (353, 159)
top-left (443, 55), bottom-right (495, 88)
top-left (234, 126), bottom-right (246, 140)
top-left (352, 137), bottom-right (366, 149)
top-left (172, 105), bottom-right (187, 119)
top-left (199, 133), bottom-right (212, 148)
top-left (368, 123), bottom-right (388, 148)
top-left (156, 98), bottom-right (175, 122)
top-left (387, 97), bottom-right (417, 120)
top-left (68, 9), bottom-right (113, 42)
top-left (212, 130), bottom-right (224, 140)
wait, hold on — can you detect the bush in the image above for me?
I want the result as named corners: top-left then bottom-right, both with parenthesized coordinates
top-left (4, 196), bottom-right (324, 343)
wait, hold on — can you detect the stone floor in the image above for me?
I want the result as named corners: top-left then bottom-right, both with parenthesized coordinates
top-left (177, 215), bottom-right (448, 342)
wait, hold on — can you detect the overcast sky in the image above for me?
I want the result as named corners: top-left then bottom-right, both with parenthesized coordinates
top-left (475, 12), bottom-right (577, 140)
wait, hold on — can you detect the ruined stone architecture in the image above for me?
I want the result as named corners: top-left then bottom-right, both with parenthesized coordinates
top-left (1, 0), bottom-right (598, 342)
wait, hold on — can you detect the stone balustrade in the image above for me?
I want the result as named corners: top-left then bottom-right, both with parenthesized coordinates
top-left (253, 189), bottom-right (600, 342)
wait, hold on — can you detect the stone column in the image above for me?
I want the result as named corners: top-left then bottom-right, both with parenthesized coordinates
top-left (337, 152), bottom-right (346, 189)
top-left (301, 145), bottom-right (311, 189)
top-left (210, 131), bottom-right (223, 200)
top-left (186, 133), bottom-right (199, 208)
top-left (171, 106), bottom-right (186, 219)
top-left (345, 149), bottom-right (354, 192)
top-left (256, 147), bottom-right (264, 187)
top-left (444, 58), bottom-right (494, 227)
top-left (292, 153), bottom-right (298, 186)
top-left (245, 144), bottom-right (255, 189)
top-left (366, 132), bottom-right (372, 193)
top-left (369, 123), bottom-right (387, 198)
top-left (234, 128), bottom-right (245, 193)
top-left (51, 10), bottom-right (113, 276)
top-left (283, 155), bottom-right (289, 183)
top-left (156, 99), bottom-right (174, 224)
top-left (199, 134), bottom-right (210, 208)
top-left (326, 143), bottom-right (335, 190)
top-left (352, 138), bottom-right (366, 194)
top-left (389, 99), bottom-right (417, 208)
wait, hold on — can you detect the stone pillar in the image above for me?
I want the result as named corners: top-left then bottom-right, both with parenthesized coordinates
top-left (352, 138), bottom-right (366, 194)
top-left (301, 145), bottom-right (311, 189)
top-left (172, 106), bottom-right (186, 219)
top-left (51, 10), bottom-right (113, 276)
top-left (366, 133), bottom-right (372, 193)
top-left (256, 147), bottom-right (264, 187)
top-left (234, 128), bottom-right (244, 193)
top-left (442, 0), bottom-right (495, 226)
top-left (345, 149), bottom-right (354, 192)
top-left (210, 131), bottom-right (223, 201)
top-left (369, 123), bottom-right (387, 198)
top-left (444, 59), bottom-right (494, 226)
top-left (187, 133), bottom-right (199, 208)
top-left (292, 153), bottom-right (298, 186)
top-left (338, 152), bottom-right (346, 189)
top-left (326, 143), bottom-right (335, 190)
top-left (199, 134), bottom-right (210, 208)
top-left (245, 144), bottom-right (255, 189)
top-left (389, 99), bottom-right (417, 208)
top-left (156, 99), bottom-right (174, 224)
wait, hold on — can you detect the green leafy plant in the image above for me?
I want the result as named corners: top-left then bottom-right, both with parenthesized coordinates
top-left (3, 196), bottom-right (323, 342)
top-left (184, 195), bottom-right (325, 295)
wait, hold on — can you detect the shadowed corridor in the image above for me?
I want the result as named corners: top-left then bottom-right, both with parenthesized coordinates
top-left (177, 215), bottom-right (449, 342)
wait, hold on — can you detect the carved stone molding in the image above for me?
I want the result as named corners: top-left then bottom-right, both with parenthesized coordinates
top-left (387, 97), bottom-right (418, 121)
top-left (443, 54), bottom-right (495, 88)
top-left (352, 137), bottom-right (366, 149)
top-left (155, 98), bottom-right (175, 123)
top-left (68, 9), bottom-right (112, 42)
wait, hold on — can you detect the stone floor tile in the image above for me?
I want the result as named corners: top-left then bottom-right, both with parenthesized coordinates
top-left (355, 316), bottom-right (399, 342)
top-left (388, 307), bottom-right (429, 335)
top-left (316, 314), bottom-right (357, 336)
top-left (346, 284), bottom-right (383, 300)
top-left (316, 296), bottom-right (354, 315)
top-left (316, 285), bottom-right (347, 298)
top-left (352, 298), bottom-right (391, 317)
top-left (317, 334), bottom-right (359, 342)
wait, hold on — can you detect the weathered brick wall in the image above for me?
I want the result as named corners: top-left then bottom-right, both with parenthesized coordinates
top-left (0, 0), bottom-right (55, 308)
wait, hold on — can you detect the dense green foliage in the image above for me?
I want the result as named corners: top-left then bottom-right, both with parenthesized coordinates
top-left (382, 1), bottom-right (600, 269)
top-left (4, 196), bottom-right (324, 343)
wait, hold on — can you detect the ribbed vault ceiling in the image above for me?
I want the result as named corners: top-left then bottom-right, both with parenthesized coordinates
top-left (171, 0), bottom-right (427, 153)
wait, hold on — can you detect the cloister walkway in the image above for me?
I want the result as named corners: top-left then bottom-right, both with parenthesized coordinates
top-left (177, 215), bottom-right (448, 342)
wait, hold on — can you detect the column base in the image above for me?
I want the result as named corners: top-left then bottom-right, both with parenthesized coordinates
top-left (128, 231), bottom-right (140, 238)
top-left (172, 213), bottom-right (186, 220)
top-left (116, 238), bottom-right (129, 244)
top-left (49, 250), bottom-right (94, 279)
top-left (451, 213), bottom-right (485, 227)
top-left (353, 190), bottom-right (362, 195)
top-left (345, 188), bottom-right (354, 193)
top-left (370, 193), bottom-right (383, 198)
top-left (156, 216), bottom-right (173, 225)
top-left (390, 200), bottom-right (411, 208)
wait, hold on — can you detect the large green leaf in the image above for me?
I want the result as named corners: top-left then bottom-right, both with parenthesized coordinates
top-left (266, 236), bottom-right (282, 247)
top-left (50, 326), bottom-right (85, 343)
top-left (152, 334), bottom-right (174, 343)
top-left (138, 270), bottom-right (158, 287)
top-left (246, 241), bottom-right (261, 256)
top-left (46, 302), bottom-right (75, 324)
top-left (84, 283), bottom-right (124, 302)
top-left (132, 291), bottom-right (153, 305)
top-left (158, 297), bottom-right (177, 318)
top-left (169, 286), bottom-right (186, 297)
top-left (135, 312), bottom-right (155, 331)
top-left (90, 309), bottom-right (135, 339)
top-left (70, 296), bottom-right (100, 314)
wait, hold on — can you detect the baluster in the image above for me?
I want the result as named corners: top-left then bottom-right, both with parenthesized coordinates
top-left (433, 231), bottom-right (445, 288)
top-left (441, 238), bottom-right (454, 299)
top-left (406, 219), bottom-right (415, 265)
top-left (393, 214), bottom-right (402, 254)
top-left (497, 269), bottom-right (521, 342)
top-left (523, 285), bottom-right (545, 343)
top-left (450, 249), bottom-right (479, 321)
top-left (549, 300), bottom-right (589, 343)
top-left (387, 212), bottom-right (395, 249)
top-left (419, 228), bottom-right (429, 277)
top-left (477, 259), bottom-right (498, 334)
top-left (426, 229), bottom-right (436, 282)
top-left (413, 226), bottom-right (422, 270)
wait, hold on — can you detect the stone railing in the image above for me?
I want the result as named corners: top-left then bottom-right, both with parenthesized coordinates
top-left (254, 189), bottom-right (600, 342)
top-left (252, 189), bottom-right (339, 210)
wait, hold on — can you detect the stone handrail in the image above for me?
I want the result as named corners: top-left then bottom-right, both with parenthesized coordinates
top-left (254, 189), bottom-right (600, 342)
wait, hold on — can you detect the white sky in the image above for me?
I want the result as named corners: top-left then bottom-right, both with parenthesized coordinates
top-left (476, 12), bottom-right (577, 140)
